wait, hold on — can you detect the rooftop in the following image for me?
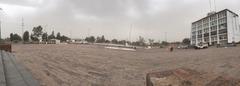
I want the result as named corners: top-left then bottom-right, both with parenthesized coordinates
top-left (192, 9), bottom-right (239, 24)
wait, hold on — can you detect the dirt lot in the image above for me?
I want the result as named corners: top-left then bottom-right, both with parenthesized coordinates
top-left (12, 44), bottom-right (240, 86)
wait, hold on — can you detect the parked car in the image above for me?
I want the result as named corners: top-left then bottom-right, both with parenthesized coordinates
top-left (195, 42), bottom-right (208, 49)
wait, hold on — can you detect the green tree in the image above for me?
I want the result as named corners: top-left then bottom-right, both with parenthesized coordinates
top-left (56, 32), bottom-right (61, 40)
top-left (60, 35), bottom-right (70, 42)
top-left (182, 38), bottom-right (190, 45)
top-left (96, 35), bottom-right (106, 43)
top-left (148, 39), bottom-right (154, 46)
top-left (23, 31), bottom-right (30, 42)
top-left (96, 36), bottom-right (101, 43)
top-left (85, 36), bottom-right (95, 43)
top-left (105, 40), bottom-right (110, 43)
top-left (138, 36), bottom-right (146, 46)
top-left (30, 34), bottom-right (39, 41)
top-left (32, 25), bottom-right (43, 39)
top-left (48, 31), bottom-right (55, 40)
top-left (12, 33), bottom-right (22, 42)
top-left (42, 32), bottom-right (48, 42)
top-left (101, 35), bottom-right (105, 43)
top-left (10, 33), bottom-right (14, 41)
top-left (118, 40), bottom-right (127, 45)
top-left (111, 39), bottom-right (118, 44)
top-left (161, 41), bottom-right (169, 46)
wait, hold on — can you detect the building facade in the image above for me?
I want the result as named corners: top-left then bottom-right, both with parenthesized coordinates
top-left (191, 9), bottom-right (240, 45)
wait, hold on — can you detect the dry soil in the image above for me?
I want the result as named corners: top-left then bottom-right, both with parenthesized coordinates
top-left (12, 44), bottom-right (240, 86)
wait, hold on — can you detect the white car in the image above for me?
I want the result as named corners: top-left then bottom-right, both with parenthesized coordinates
top-left (195, 43), bottom-right (208, 49)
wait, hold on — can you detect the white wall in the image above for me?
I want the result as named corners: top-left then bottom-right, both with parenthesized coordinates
top-left (227, 11), bottom-right (240, 43)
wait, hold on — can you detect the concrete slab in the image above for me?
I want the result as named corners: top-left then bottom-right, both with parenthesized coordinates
top-left (2, 51), bottom-right (28, 86)
top-left (7, 52), bottom-right (40, 86)
top-left (0, 51), bottom-right (6, 86)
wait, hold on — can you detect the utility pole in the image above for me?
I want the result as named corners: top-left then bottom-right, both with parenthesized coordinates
top-left (0, 18), bottom-right (1, 40)
top-left (21, 17), bottom-right (24, 38)
top-left (44, 25), bottom-right (48, 43)
top-left (209, 0), bottom-right (217, 12)
top-left (128, 24), bottom-right (133, 43)
top-left (0, 19), bottom-right (1, 40)
top-left (165, 32), bottom-right (167, 42)
top-left (87, 28), bottom-right (91, 37)
top-left (0, 8), bottom-right (3, 40)
top-left (70, 30), bottom-right (72, 39)
top-left (209, 0), bottom-right (212, 12)
top-left (213, 0), bottom-right (217, 11)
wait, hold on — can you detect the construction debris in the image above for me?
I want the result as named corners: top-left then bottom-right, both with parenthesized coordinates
top-left (146, 68), bottom-right (240, 86)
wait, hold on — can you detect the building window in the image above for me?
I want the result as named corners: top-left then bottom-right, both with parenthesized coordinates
top-left (210, 15), bottom-right (217, 21)
top-left (204, 28), bottom-right (209, 33)
top-left (203, 18), bottom-right (209, 23)
top-left (210, 20), bottom-right (217, 26)
top-left (219, 29), bottom-right (227, 34)
top-left (204, 33), bottom-right (209, 37)
top-left (211, 36), bottom-right (217, 41)
top-left (204, 38), bottom-right (209, 42)
top-left (218, 12), bottom-right (227, 18)
top-left (219, 34), bottom-right (227, 40)
top-left (198, 30), bottom-right (202, 34)
top-left (211, 26), bottom-right (217, 31)
top-left (211, 31), bottom-right (217, 35)
top-left (218, 18), bottom-right (226, 24)
top-left (219, 23), bottom-right (227, 30)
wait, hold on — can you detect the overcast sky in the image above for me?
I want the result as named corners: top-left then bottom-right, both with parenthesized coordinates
top-left (0, 0), bottom-right (240, 42)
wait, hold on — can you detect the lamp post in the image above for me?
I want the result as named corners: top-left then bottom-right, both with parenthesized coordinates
top-left (0, 8), bottom-right (2, 40)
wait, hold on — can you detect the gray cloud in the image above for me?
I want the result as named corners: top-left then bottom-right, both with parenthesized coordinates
top-left (1, 0), bottom-right (240, 41)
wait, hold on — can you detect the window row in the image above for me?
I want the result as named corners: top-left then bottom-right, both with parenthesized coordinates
top-left (218, 12), bottom-right (227, 18)
top-left (211, 26), bottom-right (217, 31)
top-left (218, 18), bottom-right (227, 24)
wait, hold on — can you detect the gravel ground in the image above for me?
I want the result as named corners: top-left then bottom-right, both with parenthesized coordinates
top-left (12, 44), bottom-right (240, 86)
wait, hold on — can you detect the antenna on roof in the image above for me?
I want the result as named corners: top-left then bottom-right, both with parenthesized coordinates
top-left (207, 0), bottom-right (217, 16)
top-left (209, 0), bottom-right (212, 12)
top-left (213, 0), bottom-right (217, 11)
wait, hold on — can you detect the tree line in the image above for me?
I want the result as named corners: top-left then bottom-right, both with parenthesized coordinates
top-left (84, 35), bottom-right (191, 46)
top-left (8, 25), bottom-right (191, 46)
top-left (10, 25), bottom-right (70, 43)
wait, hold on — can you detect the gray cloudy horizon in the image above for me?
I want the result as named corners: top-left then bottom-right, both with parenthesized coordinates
top-left (0, 0), bottom-right (240, 42)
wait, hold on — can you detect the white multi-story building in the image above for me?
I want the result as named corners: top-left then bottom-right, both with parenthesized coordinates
top-left (191, 9), bottom-right (240, 45)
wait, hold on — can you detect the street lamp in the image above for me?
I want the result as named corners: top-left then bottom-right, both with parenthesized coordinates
top-left (0, 8), bottom-right (3, 40)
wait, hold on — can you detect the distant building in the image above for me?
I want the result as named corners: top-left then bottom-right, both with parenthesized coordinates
top-left (48, 39), bottom-right (60, 44)
top-left (191, 9), bottom-right (240, 45)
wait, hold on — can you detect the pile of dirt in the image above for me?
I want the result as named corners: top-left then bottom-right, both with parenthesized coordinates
top-left (146, 68), bottom-right (240, 86)
top-left (206, 76), bottom-right (240, 86)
